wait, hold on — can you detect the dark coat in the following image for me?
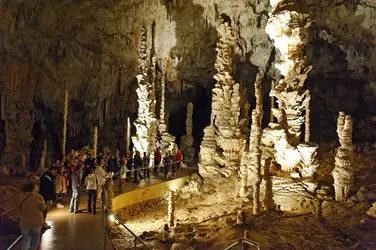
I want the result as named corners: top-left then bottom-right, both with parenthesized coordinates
top-left (133, 155), bottom-right (142, 169)
top-left (107, 158), bottom-right (117, 172)
top-left (39, 171), bottom-right (57, 201)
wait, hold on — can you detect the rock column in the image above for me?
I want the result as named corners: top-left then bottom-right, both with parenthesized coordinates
top-left (125, 117), bottom-right (130, 153)
top-left (332, 112), bottom-right (354, 201)
top-left (62, 89), bottom-right (68, 156)
top-left (180, 102), bottom-right (195, 164)
top-left (168, 191), bottom-right (175, 227)
top-left (93, 127), bottom-right (98, 159)
top-left (40, 139), bottom-right (47, 170)
top-left (266, 0), bottom-right (312, 146)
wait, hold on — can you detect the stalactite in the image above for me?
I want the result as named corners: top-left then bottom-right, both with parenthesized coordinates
top-left (126, 117), bottom-right (131, 153)
top-left (40, 139), bottom-right (47, 170)
top-left (62, 89), bottom-right (68, 156)
top-left (270, 81), bottom-right (275, 123)
top-left (305, 90), bottom-right (311, 143)
top-left (93, 126), bottom-right (98, 159)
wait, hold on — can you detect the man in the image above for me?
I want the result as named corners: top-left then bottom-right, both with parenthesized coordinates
top-left (176, 150), bottom-right (183, 170)
top-left (96, 152), bottom-right (103, 165)
top-left (39, 166), bottom-right (57, 229)
top-left (133, 151), bottom-right (142, 184)
top-left (84, 168), bottom-right (98, 215)
top-left (154, 149), bottom-right (161, 176)
top-left (19, 182), bottom-right (46, 250)
top-left (69, 165), bottom-right (80, 214)
top-left (107, 154), bottom-right (116, 177)
top-left (95, 160), bottom-right (108, 205)
top-left (115, 150), bottom-right (121, 174)
top-left (164, 151), bottom-right (173, 180)
top-left (126, 151), bottom-right (133, 179)
top-left (142, 152), bottom-right (150, 179)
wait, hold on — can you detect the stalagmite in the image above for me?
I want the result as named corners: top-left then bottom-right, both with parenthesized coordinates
top-left (332, 112), bottom-right (354, 201)
top-left (93, 126), bottom-right (98, 159)
top-left (180, 102), bottom-right (195, 165)
top-left (266, 0), bottom-right (312, 146)
top-left (297, 142), bottom-right (319, 178)
top-left (305, 90), bottom-right (311, 143)
top-left (270, 81), bottom-right (275, 123)
top-left (126, 117), bottom-right (131, 153)
top-left (132, 26), bottom-right (158, 156)
top-left (168, 191), bottom-right (175, 227)
top-left (198, 125), bottom-right (218, 178)
top-left (62, 89), bottom-right (68, 156)
top-left (40, 139), bottom-right (47, 170)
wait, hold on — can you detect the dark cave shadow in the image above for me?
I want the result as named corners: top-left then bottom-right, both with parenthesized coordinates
top-left (160, 0), bottom-right (218, 152)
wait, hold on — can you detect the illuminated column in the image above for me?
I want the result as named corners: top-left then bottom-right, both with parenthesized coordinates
top-left (40, 139), bottom-right (47, 170)
top-left (62, 89), bottom-right (68, 156)
top-left (125, 117), bottom-right (131, 152)
top-left (168, 191), bottom-right (175, 227)
top-left (180, 102), bottom-right (195, 163)
top-left (93, 126), bottom-right (98, 159)
top-left (305, 90), bottom-right (311, 143)
top-left (266, 1), bottom-right (312, 146)
top-left (333, 112), bottom-right (354, 201)
top-left (270, 81), bottom-right (275, 123)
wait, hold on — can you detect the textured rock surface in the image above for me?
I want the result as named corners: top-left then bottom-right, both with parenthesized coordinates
top-left (0, 0), bottom-right (376, 165)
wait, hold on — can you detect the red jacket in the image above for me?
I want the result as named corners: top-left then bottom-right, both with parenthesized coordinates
top-left (176, 151), bottom-right (183, 162)
top-left (155, 151), bottom-right (162, 162)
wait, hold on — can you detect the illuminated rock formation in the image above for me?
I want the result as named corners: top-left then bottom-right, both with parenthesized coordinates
top-left (266, 0), bottom-right (312, 146)
top-left (305, 90), bottom-right (311, 143)
top-left (198, 125), bottom-right (218, 178)
top-left (132, 26), bottom-right (158, 155)
top-left (40, 139), bottom-right (47, 170)
top-left (125, 117), bottom-right (131, 153)
top-left (180, 102), bottom-right (195, 164)
top-left (93, 126), bottom-right (98, 159)
top-left (297, 142), bottom-right (319, 178)
top-left (157, 71), bottom-right (177, 156)
top-left (62, 89), bottom-right (68, 156)
top-left (333, 112), bottom-right (354, 201)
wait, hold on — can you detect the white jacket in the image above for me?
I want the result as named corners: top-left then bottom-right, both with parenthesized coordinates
top-left (85, 173), bottom-right (98, 190)
top-left (95, 167), bottom-right (107, 186)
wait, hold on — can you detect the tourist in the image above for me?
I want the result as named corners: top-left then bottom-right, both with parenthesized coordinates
top-left (95, 159), bottom-right (108, 205)
top-left (120, 156), bottom-right (129, 184)
top-left (39, 166), bottom-right (57, 229)
top-left (19, 182), bottom-right (46, 250)
top-left (154, 149), bottom-right (161, 176)
top-left (84, 168), bottom-right (98, 215)
top-left (176, 150), bottom-right (183, 170)
top-left (164, 151), bottom-right (173, 180)
top-left (96, 152), bottom-right (103, 165)
top-left (55, 165), bottom-right (67, 200)
top-left (69, 165), bottom-right (80, 214)
top-left (133, 151), bottom-right (142, 184)
top-left (107, 154), bottom-right (116, 177)
top-left (84, 153), bottom-right (95, 169)
top-left (126, 151), bottom-right (133, 179)
top-left (143, 152), bottom-right (150, 179)
top-left (115, 150), bottom-right (121, 173)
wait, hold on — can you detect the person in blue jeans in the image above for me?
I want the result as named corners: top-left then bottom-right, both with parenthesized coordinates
top-left (70, 165), bottom-right (81, 213)
top-left (19, 182), bottom-right (47, 250)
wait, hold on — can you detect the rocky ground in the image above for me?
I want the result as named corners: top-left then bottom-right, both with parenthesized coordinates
top-left (109, 143), bottom-right (376, 250)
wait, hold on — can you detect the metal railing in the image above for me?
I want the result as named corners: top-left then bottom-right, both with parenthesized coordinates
top-left (0, 206), bottom-right (22, 250)
top-left (221, 238), bottom-right (261, 250)
top-left (104, 206), bottom-right (152, 250)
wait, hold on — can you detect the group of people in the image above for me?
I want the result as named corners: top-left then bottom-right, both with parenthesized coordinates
top-left (18, 147), bottom-right (184, 250)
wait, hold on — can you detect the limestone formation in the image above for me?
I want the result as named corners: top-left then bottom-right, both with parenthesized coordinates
top-left (297, 142), bottom-right (319, 178)
top-left (157, 71), bottom-right (177, 156)
top-left (40, 139), bottom-right (47, 170)
top-left (270, 81), bottom-right (275, 123)
top-left (125, 117), bottom-right (131, 153)
top-left (93, 127), bottom-right (98, 159)
top-left (132, 26), bottom-right (158, 156)
top-left (168, 191), bottom-right (175, 227)
top-left (367, 202), bottom-right (376, 218)
top-left (62, 89), bottom-right (68, 156)
top-left (266, 0), bottom-right (312, 146)
top-left (333, 112), bottom-right (354, 201)
top-left (198, 125), bottom-right (218, 178)
top-left (305, 90), bottom-right (311, 143)
top-left (180, 102), bottom-right (195, 164)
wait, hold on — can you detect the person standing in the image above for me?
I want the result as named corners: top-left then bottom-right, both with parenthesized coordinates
top-left (19, 182), bottom-right (47, 250)
top-left (120, 156), bottom-right (129, 184)
top-left (95, 160), bottom-right (108, 205)
top-left (133, 151), bottom-right (142, 184)
top-left (154, 149), bottom-right (161, 176)
top-left (143, 152), bottom-right (150, 179)
top-left (39, 166), bottom-right (57, 229)
top-left (84, 168), bottom-right (98, 215)
top-left (126, 152), bottom-right (133, 179)
top-left (69, 165), bottom-right (81, 214)
top-left (164, 151), bottom-right (173, 180)
top-left (107, 154), bottom-right (116, 177)
top-left (176, 150), bottom-right (183, 170)
top-left (115, 150), bottom-right (121, 174)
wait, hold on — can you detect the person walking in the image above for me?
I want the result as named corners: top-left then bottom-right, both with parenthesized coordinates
top-left (142, 152), bottom-right (150, 179)
top-left (39, 166), bottom-right (57, 229)
top-left (84, 168), bottom-right (98, 215)
top-left (19, 182), bottom-right (46, 250)
top-left (133, 151), bottom-right (142, 184)
top-left (69, 165), bottom-right (81, 214)
top-left (154, 149), bottom-right (161, 176)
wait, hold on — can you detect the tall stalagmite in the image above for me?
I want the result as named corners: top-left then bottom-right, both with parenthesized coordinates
top-left (132, 26), bottom-right (158, 155)
top-left (239, 72), bottom-right (264, 215)
top-left (40, 139), bottom-right (47, 170)
top-left (180, 102), bottom-right (195, 165)
top-left (265, 0), bottom-right (312, 146)
top-left (93, 127), bottom-right (98, 159)
top-left (125, 117), bottom-right (131, 153)
top-left (62, 89), bottom-right (68, 156)
top-left (333, 112), bottom-right (354, 201)
top-left (209, 17), bottom-right (243, 177)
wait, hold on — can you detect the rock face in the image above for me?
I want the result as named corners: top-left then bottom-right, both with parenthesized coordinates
top-left (180, 102), bottom-right (195, 164)
top-left (0, 0), bottom-right (376, 166)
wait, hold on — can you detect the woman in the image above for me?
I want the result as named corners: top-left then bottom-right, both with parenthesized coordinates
top-left (19, 182), bottom-right (47, 250)
top-left (120, 156), bottom-right (129, 184)
top-left (95, 160), bottom-right (108, 205)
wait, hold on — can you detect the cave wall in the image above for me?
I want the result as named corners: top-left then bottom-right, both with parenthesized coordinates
top-left (0, 0), bottom-right (375, 167)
